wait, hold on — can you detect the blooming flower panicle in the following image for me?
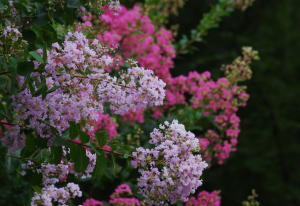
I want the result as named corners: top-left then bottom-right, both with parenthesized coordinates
top-left (132, 120), bottom-right (208, 205)
top-left (1, 31), bottom-right (165, 153)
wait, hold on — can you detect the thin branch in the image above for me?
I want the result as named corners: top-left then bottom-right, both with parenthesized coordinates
top-left (0, 88), bottom-right (10, 95)
top-left (0, 70), bottom-right (10, 76)
top-left (0, 153), bottom-right (38, 163)
top-left (67, 139), bottom-right (135, 159)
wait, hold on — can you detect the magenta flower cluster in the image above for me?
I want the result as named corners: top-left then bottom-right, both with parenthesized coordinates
top-left (82, 183), bottom-right (141, 206)
top-left (186, 190), bottom-right (221, 206)
top-left (87, 112), bottom-right (118, 140)
top-left (84, 5), bottom-right (175, 82)
top-left (131, 120), bottom-right (208, 205)
top-left (109, 184), bottom-right (141, 206)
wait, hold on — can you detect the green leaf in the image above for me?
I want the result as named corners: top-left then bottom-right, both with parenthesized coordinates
top-left (49, 4), bottom-right (64, 18)
top-left (35, 3), bottom-right (46, 14)
top-left (43, 42), bottom-right (47, 63)
top-left (32, 186), bottom-right (42, 194)
top-left (95, 131), bottom-right (108, 147)
top-left (41, 24), bottom-right (57, 39)
top-left (108, 141), bottom-right (118, 151)
top-left (69, 122), bottom-right (79, 139)
top-left (33, 13), bottom-right (50, 27)
top-left (35, 138), bottom-right (48, 149)
top-left (20, 146), bottom-right (35, 158)
top-left (61, 128), bottom-right (70, 139)
top-left (67, 0), bottom-right (80, 8)
top-left (126, 158), bottom-right (133, 172)
top-left (74, 146), bottom-right (89, 173)
top-left (123, 153), bottom-right (129, 158)
top-left (54, 136), bottom-right (72, 147)
top-left (33, 84), bottom-right (46, 97)
top-left (93, 154), bottom-right (107, 178)
top-left (13, 3), bottom-right (28, 15)
top-left (28, 80), bottom-right (35, 94)
top-left (0, 103), bottom-right (6, 118)
top-left (90, 143), bottom-right (103, 156)
top-left (8, 65), bottom-right (17, 75)
top-left (42, 84), bottom-right (47, 100)
top-left (63, 8), bottom-right (74, 24)
top-left (0, 104), bottom-right (4, 115)
top-left (75, 69), bottom-right (87, 77)
top-left (17, 61), bottom-right (34, 76)
top-left (22, 30), bottom-right (36, 43)
top-left (23, 46), bottom-right (29, 61)
top-left (5, 155), bottom-right (19, 172)
top-left (25, 170), bottom-right (42, 186)
top-left (53, 17), bottom-right (67, 25)
top-left (10, 76), bottom-right (17, 94)
top-left (29, 51), bottom-right (44, 63)
top-left (18, 76), bottom-right (31, 92)
top-left (123, 145), bottom-right (133, 153)
top-left (0, 78), bottom-right (7, 90)
top-left (50, 125), bottom-right (59, 136)
top-left (70, 144), bottom-right (79, 161)
top-left (25, 134), bottom-right (36, 152)
top-left (109, 155), bottom-right (122, 176)
top-left (78, 130), bottom-right (89, 144)
top-left (8, 56), bottom-right (18, 66)
top-left (51, 146), bottom-right (62, 165)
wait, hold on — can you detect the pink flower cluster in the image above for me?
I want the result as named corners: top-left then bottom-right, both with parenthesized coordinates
top-left (82, 184), bottom-right (141, 206)
top-left (109, 184), bottom-right (141, 206)
top-left (132, 120), bottom-right (208, 205)
top-left (84, 5), bottom-right (175, 82)
top-left (87, 112), bottom-right (118, 140)
top-left (187, 72), bottom-right (246, 164)
top-left (82, 198), bottom-right (104, 206)
top-left (160, 70), bottom-right (249, 164)
top-left (186, 190), bottom-right (221, 206)
top-left (1, 31), bottom-right (166, 154)
top-left (121, 109), bottom-right (144, 125)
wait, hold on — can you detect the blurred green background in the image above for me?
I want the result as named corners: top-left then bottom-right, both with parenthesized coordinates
top-left (170, 0), bottom-right (300, 205)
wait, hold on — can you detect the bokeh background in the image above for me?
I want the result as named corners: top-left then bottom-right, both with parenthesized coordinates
top-left (168, 0), bottom-right (300, 205)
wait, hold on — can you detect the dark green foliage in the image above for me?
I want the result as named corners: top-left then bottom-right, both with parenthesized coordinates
top-left (74, 146), bottom-right (89, 173)
top-left (51, 145), bottom-right (62, 165)
top-left (109, 155), bottom-right (122, 176)
top-left (95, 131), bottom-right (108, 147)
top-left (93, 152), bottom-right (107, 178)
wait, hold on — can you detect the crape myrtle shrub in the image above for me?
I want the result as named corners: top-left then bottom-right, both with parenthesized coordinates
top-left (0, 0), bottom-right (259, 205)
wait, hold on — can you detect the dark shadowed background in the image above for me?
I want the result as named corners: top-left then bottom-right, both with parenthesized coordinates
top-left (169, 0), bottom-right (300, 205)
